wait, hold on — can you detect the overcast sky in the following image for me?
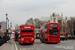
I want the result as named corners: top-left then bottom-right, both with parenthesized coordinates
top-left (0, 0), bottom-right (75, 29)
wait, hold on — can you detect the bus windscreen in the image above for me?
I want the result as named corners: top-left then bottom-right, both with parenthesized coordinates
top-left (22, 30), bottom-right (33, 32)
top-left (49, 30), bottom-right (58, 36)
top-left (50, 24), bottom-right (58, 27)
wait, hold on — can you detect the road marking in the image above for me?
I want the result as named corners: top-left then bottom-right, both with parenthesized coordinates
top-left (20, 48), bottom-right (22, 50)
top-left (36, 47), bottom-right (41, 50)
top-left (28, 48), bottom-right (34, 49)
top-left (69, 44), bottom-right (75, 45)
top-left (54, 45), bottom-right (74, 49)
top-left (40, 44), bottom-right (45, 46)
top-left (24, 48), bottom-right (27, 50)
top-left (14, 42), bottom-right (18, 50)
top-left (23, 48), bottom-right (25, 50)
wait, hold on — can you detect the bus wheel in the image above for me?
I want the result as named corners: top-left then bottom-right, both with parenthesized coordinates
top-left (19, 42), bottom-right (22, 45)
top-left (41, 40), bottom-right (44, 43)
top-left (40, 39), bottom-right (44, 43)
top-left (45, 41), bottom-right (48, 44)
top-left (45, 40), bottom-right (48, 44)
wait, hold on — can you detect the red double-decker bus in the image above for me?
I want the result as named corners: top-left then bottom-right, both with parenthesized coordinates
top-left (14, 29), bottom-right (18, 41)
top-left (40, 23), bottom-right (60, 43)
top-left (14, 30), bottom-right (17, 41)
top-left (18, 25), bottom-right (34, 44)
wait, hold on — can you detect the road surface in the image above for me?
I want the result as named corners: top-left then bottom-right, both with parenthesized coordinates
top-left (14, 39), bottom-right (75, 50)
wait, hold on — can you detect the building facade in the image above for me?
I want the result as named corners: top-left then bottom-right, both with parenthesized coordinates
top-left (50, 13), bottom-right (67, 33)
top-left (0, 21), bottom-right (6, 33)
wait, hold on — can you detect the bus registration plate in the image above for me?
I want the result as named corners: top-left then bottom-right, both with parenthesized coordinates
top-left (26, 41), bottom-right (29, 43)
top-left (53, 41), bottom-right (55, 43)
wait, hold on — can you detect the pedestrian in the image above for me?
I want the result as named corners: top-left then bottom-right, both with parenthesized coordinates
top-left (16, 31), bottom-right (19, 40)
top-left (3, 32), bottom-right (11, 44)
top-left (0, 35), bottom-right (2, 39)
top-left (3, 32), bottom-right (7, 43)
top-left (0, 32), bottom-right (5, 43)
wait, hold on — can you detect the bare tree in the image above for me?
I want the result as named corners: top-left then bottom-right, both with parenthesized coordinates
top-left (25, 18), bottom-right (34, 25)
top-left (67, 20), bottom-right (74, 35)
top-left (34, 19), bottom-right (42, 28)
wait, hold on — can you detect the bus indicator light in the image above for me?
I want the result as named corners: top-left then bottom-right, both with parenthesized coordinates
top-left (21, 38), bottom-right (24, 41)
top-left (50, 28), bottom-right (52, 29)
top-left (31, 38), bottom-right (34, 41)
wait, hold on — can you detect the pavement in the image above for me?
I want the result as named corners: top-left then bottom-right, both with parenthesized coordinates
top-left (0, 39), bottom-right (75, 50)
top-left (0, 39), bottom-right (15, 50)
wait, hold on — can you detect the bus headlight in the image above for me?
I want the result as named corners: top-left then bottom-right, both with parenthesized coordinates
top-left (47, 34), bottom-right (49, 36)
top-left (31, 38), bottom-right (34, 41)
top-left (21, 38), bottom-right (24, 41)
top-left (45, 34), bottom-right (47, 37)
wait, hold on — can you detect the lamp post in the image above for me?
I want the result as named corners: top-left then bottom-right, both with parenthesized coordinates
top-left (6, 13), bottom-right (8, 32)
top-left (8, 19), bottom-right (9, 32)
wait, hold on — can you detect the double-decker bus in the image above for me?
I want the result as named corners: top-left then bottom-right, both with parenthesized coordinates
top-left (15, 29), bottom-right (19, 41)
top-left (15, 30), bottom-right (17, 41)
top-left (40, 23), bottom-right (60, 43)
top-left (18, 25), bottom-right (34, 44)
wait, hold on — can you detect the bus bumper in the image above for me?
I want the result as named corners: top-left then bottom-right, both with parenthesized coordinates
top-left (20, 38), bottom-right (34, 44)
top-left (47, 41), bottom-right (60, 43)
top-left (20, 41), bottom-right (34, 44)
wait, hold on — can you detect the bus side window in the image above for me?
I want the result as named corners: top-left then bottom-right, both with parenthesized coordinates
top-left (45, 24), bottom-right (47, 28)
top-left (41, 34), bottom-right (43, 37)
top-left (43, 34), bottom-right (45, 37)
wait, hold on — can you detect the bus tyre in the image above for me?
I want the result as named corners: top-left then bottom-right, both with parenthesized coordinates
top-left (45, 39), bottom-right (48, 44)
top-left (40, 39), bottom-right (44, 43)
top-left (41, 40), bottom-right (44, 43)
top-left (19, 42), bottom-right (22, 45)
top-left (45, 41), bottom-right (48, 44)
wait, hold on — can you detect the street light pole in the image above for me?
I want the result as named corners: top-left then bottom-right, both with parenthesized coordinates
top-left (8, 19), bottom-right (9, 32)
top-left (6, 13), bottom-right (8, 32)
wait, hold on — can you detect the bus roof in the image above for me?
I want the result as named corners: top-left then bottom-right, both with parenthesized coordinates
top-left (20, 25), bottom-right (34, 27)
top-left (41, 23), bottom-right (59, 27)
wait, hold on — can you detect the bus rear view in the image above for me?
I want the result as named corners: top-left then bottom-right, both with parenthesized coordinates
top-left (40, 23), bottom-right (60, 43)
top-left (19, 25), bottom-right (34, 44)
top-left (48, 23), bottom-right (60, 43)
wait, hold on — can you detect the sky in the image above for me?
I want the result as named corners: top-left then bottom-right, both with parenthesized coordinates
top-left (0, 0), bottom-right (75, 29)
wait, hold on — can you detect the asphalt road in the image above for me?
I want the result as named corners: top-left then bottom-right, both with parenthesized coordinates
top-left (15, 39), bottom-right (75, 50)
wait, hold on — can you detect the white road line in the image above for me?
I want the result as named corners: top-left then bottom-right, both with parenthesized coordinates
top-left (69, 44), bottom-right (75, 45)
top-left (50, 45), bottom-right (54, 46)
top-left (40, 44), bottom-right (45, 46)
